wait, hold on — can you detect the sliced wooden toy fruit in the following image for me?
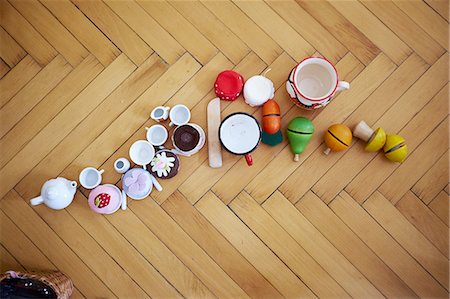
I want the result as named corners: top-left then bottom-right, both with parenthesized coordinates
top-left (286, 117), bottom-right (314, 161)
top-left (323, 124), bottom-right (352, 155)
top-left (353, 120), bottom-right (386, 152)
top-left (384, 134), bottom-right (408, 163)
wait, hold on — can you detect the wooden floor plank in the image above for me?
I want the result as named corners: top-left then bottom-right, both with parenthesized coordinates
top-left (0, 1), bottom-right (57, 65)
top-left (201, 0), bottom-right (283, 64)
top-left (396, 191), bottom-right (449, 257)
top-left (329, 191), bottom-right (448, 298)
top-left (0, 244), bottom-right (25, 272)
top-left (61, 53), bottom-right (200, 188)
top-left (327, 0), bottom-right (411, 65)
top-left (263, 191), bottom-right (383, 298)
top-left (72, 0), bottom-right (152, 66)
top-left (0, 190), bottom-right (115, 298)
top-left (162, 191), bottom-right (283, 299)
top-left (429, 191), bottom-right (449, 226)
top-left (424, 0), bottom-right (449, 21)
top-left (196, 191), bottom-right (316, 298)
top-left (5, 54), bottom-right (135, 200)
top-left (0, 209), bottom-right (57, 272)
top-left (230, 191), bottom-right (351, 298)
top-left (0, 55), bottom-right (103, 170)
top-left (0, 59), bottom-right (10, 79)
top-left (10, 0), bottom-right (89, 66)
top-left (105, 199), bottom-right (215, 299)
top-left (266, 0), bottom-right (346, 63)
top-left (361, 0), bottom-right (444, 65)
top-left (0, 55), bottom-right (72, 138)
top-left (297, 0), bottom-right (380, 65)
top-left (104, 0), bottom-right (184, 65)
top-left (40, 0), bottom-right (120, 66)
top-left (379, 117), bottom-right (448, 204)
top-left (362, 191), bottom-right (449, 290)
top-left (394, 0), bottom-right (449, 50)
top-left (246, 53), bottom-right (395, 203)
top-left (137, 0), bottom-right (217, 65)
top-left (296, 191), bottom-right (417, 298)
top-left (130, 198), bottom-right (250, 298)
top-left (346, 55), bottom-right (449, 203)
top-left (232, 0), bottom-right (314, 62)
top-left (280, 53), bottom-right (428, 204)
top-left (67, 191), bottom-right (182, 299)
top-left (170, 0), bottom-right (250, 65)
top-left (0, 55), bottom-right (41, 108)
top-left (412, 150), bottom-right (449, 204)
top-left (0, 27), bottom-right (26, 67)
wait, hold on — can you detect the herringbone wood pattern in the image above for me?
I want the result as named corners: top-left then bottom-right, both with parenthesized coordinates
top-left (0, 0), bottom-right (449, 298)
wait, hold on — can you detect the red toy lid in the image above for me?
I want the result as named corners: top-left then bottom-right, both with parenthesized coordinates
top-left (214, 70), bottom-right (244, 101)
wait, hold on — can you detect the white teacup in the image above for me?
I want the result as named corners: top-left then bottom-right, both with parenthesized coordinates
top-left (129, 140), bottom-right (155, 169)
top-left (146, 124), bottom-right (168, 146)
top-left (150, 106), bottom-right (170, 122)
top-left (169, 104), bottom-right (191, 127)
top-left (79, 167), bottom-right (104, 189)
top-left (286, 56), bottom-right (349, 109)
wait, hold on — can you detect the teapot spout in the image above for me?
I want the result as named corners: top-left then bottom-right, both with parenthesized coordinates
top-left (30, 196), bottom-right (44, 206)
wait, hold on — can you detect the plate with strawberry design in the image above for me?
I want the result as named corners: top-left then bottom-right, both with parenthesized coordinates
top-left (88, 184), bottom-right (126, 214)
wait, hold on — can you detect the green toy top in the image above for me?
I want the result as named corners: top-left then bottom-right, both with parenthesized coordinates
top-left (286, 117), bottom-right (314, 161)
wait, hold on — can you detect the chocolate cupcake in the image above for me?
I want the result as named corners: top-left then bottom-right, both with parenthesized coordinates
top-left (173, 125), bottom-right (200, 151)
top-left (150, 149), bottom-right (180, 179)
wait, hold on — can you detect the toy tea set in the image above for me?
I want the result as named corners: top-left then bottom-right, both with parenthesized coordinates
top-left (30, 56), bottom-right (407, 212)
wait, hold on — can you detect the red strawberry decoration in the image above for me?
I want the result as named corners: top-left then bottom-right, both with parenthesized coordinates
top-left (95, 193), bottom-right (110, 208)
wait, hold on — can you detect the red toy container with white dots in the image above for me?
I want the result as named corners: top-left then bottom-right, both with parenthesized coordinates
top-left (87, 184), bottom-right (126, 214)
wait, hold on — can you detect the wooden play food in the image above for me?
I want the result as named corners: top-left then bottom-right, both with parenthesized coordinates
top-left (353, 121), bottom-right (386, 152)
top-left (261, 99), bottom-right (282, 146)
top-left (214, 70), bottom-right (244, 101)
top-left (323, 124), bottom-right (352, 155)
top-left (384, 134), bottom-right (408, 163)
top-left (243, 74), bottom-right (274, 107)
top-left (262, 99), bottom-right (280, 134)
top-left (286, 117), bottom-right (314, 161)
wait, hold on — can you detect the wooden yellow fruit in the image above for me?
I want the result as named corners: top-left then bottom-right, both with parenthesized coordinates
top-left (323, 124), bottom-right (352, 155)
top-left (353, 121), bottom-right (386, 152)
top-left (384, 134), bottom-right (408, 163)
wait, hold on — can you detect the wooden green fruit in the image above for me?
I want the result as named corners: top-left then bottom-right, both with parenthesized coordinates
top-left (286, 117), bottom-right (314, 161)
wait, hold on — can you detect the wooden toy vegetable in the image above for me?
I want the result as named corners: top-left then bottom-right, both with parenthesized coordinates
top-left (286, 117), bottom-right (314, 161)
top-left (353, 121), bottom-right (386, 152)
top-left (323, 124), bottom-right (352, 155)
top-left (384, 134), bottom-right (408, 163)
top-left (261, 99), bottom-right (282, 146)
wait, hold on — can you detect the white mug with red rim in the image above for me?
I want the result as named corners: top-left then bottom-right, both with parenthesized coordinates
top-left (286, 57), bottom-right (350, 109)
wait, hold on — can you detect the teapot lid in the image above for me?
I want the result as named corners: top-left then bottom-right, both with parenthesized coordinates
top-left (88, 184), bottom-right (123, 214)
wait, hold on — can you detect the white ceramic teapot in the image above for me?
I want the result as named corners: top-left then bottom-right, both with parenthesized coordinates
top-left (30, 177), bottom-right (77, 210)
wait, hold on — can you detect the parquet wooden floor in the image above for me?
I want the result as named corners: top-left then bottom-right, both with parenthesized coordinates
top-left (0, 0), bottom-right (449, 298)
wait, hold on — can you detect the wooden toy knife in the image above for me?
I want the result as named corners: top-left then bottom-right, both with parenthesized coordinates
top-left (207, 98), bottom-right (222, 168)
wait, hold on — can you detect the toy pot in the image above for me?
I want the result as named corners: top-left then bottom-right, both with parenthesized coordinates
top-left (286, 57), bottom-right (349, 109)
top-left (219, 112), bottom-right (261, 166)
top-left (30, 177), bottom-right (77, 210)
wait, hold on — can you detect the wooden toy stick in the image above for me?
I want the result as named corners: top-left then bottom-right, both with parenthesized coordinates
top-left (353, 121), bottom-right (374, 142)
top-left (207, 98), bottom-right (222, 168)
top-left (294, 154), bottom-right (300, 162)
top-left (323, 148), bottom-right (331, 155)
